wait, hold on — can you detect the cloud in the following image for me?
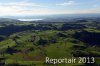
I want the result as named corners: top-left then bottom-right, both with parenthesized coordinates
top-left (77, 8), bottom-right (100, 14)
top-left (0, 0), bottom-right (99, 16)
top-left (9, 8), bottom-right (100, 15)
top-left (56, 1), bottom-right (76, 6)
top-left (0, 1), bottom-right (47, 16)
top-left (0, 4), bottom-right (100, 16)
top-left (0, 1), bottom-right (44, 7)
top-left (93, 4), bottom-right (99, 7)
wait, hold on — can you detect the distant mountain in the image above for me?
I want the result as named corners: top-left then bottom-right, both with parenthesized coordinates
top-left (0, 13), bottom-right (100, 22)
top-left (0, 18), bottom-right (20, 22)
top-left (2, 13), bottom-right (100, 19)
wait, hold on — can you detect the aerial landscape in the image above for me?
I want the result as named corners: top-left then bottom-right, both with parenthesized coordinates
top-left (0, 0), bottom-right (100, 66)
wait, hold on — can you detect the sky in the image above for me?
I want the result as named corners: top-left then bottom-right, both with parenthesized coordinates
top-left (0, 0), bottom-right (100, 16)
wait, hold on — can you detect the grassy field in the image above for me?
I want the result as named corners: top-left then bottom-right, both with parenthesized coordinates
top-left (0, 29), bottom-right (100, 66)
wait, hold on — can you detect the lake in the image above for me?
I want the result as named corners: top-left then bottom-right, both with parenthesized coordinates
top-left (18, 19), bottom-right (43, 21)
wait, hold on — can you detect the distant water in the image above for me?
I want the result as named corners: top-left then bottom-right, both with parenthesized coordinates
top-left (18, 19), bottom-right (43, 21)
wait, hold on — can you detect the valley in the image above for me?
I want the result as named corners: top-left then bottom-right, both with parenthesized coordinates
top-left (0, 16), bottom-right (100, 66)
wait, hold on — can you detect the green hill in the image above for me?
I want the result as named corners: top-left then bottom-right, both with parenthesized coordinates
top-left (0, 19), bottom-right (100, 66)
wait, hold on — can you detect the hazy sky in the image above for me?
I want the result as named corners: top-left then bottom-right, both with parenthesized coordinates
top-left (0, 0), bottom-right (100, 16)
